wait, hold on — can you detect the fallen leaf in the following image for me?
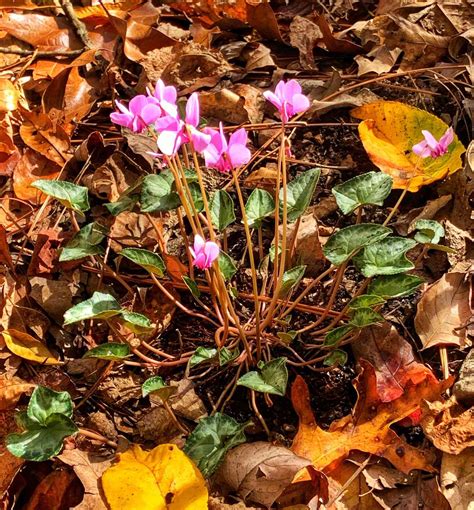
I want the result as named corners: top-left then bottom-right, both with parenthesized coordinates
top-left (440, 448), bottom-right (474, 510)
top-left (22, 469), bottom-right (80, 510)
top-left (13, 149), bottom-right (61, 204)
top-left (354, 46), bottom-right (402, 76)
top-left (363, 463), bottom-right (410, 491)
top-left (421, 396), bottom-right (474, 454)
top-left (353, 324), bottom-right (437, 403)
top-left (315, 14), bottom-right (363, 54)
top-left (454, 348), bottom-right (474, 405)
top-left (352, 101), bottom-right (466, 191)
top-left (415, 271), bottom-right (471, 349)
top-left (0, 225), bottom-right (14, 270)
top-left (19, 110), bottom-right (71, 166)
top-left (289, 15), bottom-right (322, 69)
top-left (0, 78), bottom-right (19, 112)
top-left (58, 449), bottom-right (112, 510)
top-left (169, 378), bottom-right (207, 421)
top-left (27, 229), bottom-right (62, 276)
top-left (2, 329), bottom-right (61, 365)
top-left (291, 360), bottom-right (451, 474)
top-left (0, 374), bottom-right (34, 410)
top-left (0, 131), bottom-right (20, 176)
top-left (216, 442), bottom-right (314, 507)
top-left (101, 443), bottom-right (208, 510)
top-left (110, 211), bottom-right (161, 253)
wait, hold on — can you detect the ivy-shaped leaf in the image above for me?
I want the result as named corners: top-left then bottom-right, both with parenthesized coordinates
top-left (368, 274), bottom-right (424, 298)
top-left (348, 294), bottom-right (386, 309)
top-left (280, 168), bottom-right (321, 222)
top-left (413, 219), bottom-right (445, 245)
top-left (64, 292), bottom-right (121, 325)
top-left (245, 189), bottom-right (275, 228)
top-left (120, 248), bottom-right (166, 277)
top-left (119, 311), bottom-right (154, 333)
top-left (141, 172), bottom-right (180, 212)
top-left (189, 347), bottom-right (218, 368)
top-left (32, 180), bottom-right (90, 214)
top-left (142, 376), bottom-right (177, 402)
top-left (279, 265), bottom-right (306, 297)
top-left (218, 252), bottom-right (237, 280)
top-left (237, 357), bottom-right (288, 396)
top-left (83, 343), bottom-right (130, 360)
top-left (59, 222), bottom-right (106, 262)
top-left (209, 190), bottom-right (235, 231)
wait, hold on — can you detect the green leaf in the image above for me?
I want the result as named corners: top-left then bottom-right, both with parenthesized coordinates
top-left (279, 265), bottom-right (306, 297)
top-left (185, 182), bottom-right (204, 213)
top-left (189, 347), bottom-right (218, 368)
top-left (323, 224), bottom-right (392, 266)
top-left (237, 357), bottom-right (288, 396)
top-left (6, 413), bottom-right (78, 461)
top-left (332, 172), bottom-right (393, 214)
top-left (218, 347), bottom-right (239, 366)
top-left (119, 311), bottom-right (154, 333)
top-left (209, 190), bottom-right (235, 231)
top-left (120, 248), bottom-right (166, 277)
top-left (183, 276), bottom-right (201, 299)
top-left (245, 189), bottom-right (275, 228)
top-left (277, 330), bottom-right (298, 344)
top-left (142, 376), bottom-right (177, 402)
top-left (354, 237), bottom-right (416, 277)
top-left (59, 222), bottom-right (106, 262)
top-left (83, 343), bottom-right (130, 360)
top-left (31, 180), bottom-right (90, 214)
top-left (183, 413), bottom-right (248, 478)
top-left (218, 251), bottom-right (237, 280)
top-left (140, 172), bottom-right (180, 212)
top-left (349, 307), bottom-right (384, 327)
top-left (368, 274), bottom-right (424, 298)
top-left (413, 219), bottom-right (445, 244)
top-left (105, 195), bottom-right (139, 216)
top-left (280, 168), bottom-right (321, 222)
top-left (324, 325), bottom-right (354, 346)
top-left (323, 349), bottom-right (348, 367)
top-left (64, 292), bottom-right (121, 325)
top-left (27, 386), bottom-right (74, 424)
top-left (348, 294), bottom-right (386, 309)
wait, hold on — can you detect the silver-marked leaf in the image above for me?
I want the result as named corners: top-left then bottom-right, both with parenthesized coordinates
top-left (119, 311), bottom-right (154, 333)
top-left (349, 307), bottom-right (384, 327)
top-left (280, 168), bottom-right (320, 222)
top-left (210, 190), bottom-right (235, 231)
top-left (324, 325), bottom-right (354, 346)
top-left (368, 274), bottom-right (423, 298)
top-left (120, 247), bottom-right (165, 277)
top-left (64, 292), bottom-right (121, 325)
top-left (323, 224), bottom-right (392, 266)
top-left (354, 237), bottom-right (416, 277)
top-left (59, 222), bottom-right (106, 262)
top-left (332, 172), bottom-right (393, 214)
top-left (219, 347), bottom-right (239, 366)
top-left (27, 386), bottom-right (74, 424)
top-left (185, 182), bottom-right (204, 213)
top-left (413, 219), bottom-right (445, 245)
top-left (140, 172), bottom-right (180, 212)
top-left (105, 195), bottom-right (139, 216)
top-left (183, 276), bottom-right (201, 299)
top-left (323, 349), bottom-right (347, 367)
top-left (32, 180), bottom-right (90, 213)
top-left (142, 376), bottom-right (177, 402)
top-left (348, 294), bottom-right (386, 309)
top-left (218, 251), bottom-right (237, 280)
top-left (189, 347), bottom-right (218, 368)
top-left (245, 189), bottom-right (275, 228)
top-left (83, 343), bottom-right (130, 360)
top-left (237, 357), bottom-right (288, 396)
top-left (279, 265), bottom-right (306, 297)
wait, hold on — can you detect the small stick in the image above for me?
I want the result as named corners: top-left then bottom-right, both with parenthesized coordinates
top-left (77, 428), bottom-right (117, 449)
top-left (439, 346), bottom-right (450, 380)
top-left (59, 0), bottom-right (92, 49)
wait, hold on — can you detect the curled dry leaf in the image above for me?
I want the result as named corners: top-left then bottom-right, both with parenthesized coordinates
top-left (101, 443), bottom-right (208, 510)
top-left (352, 101), bottom-right (466, 192)
top-left (21, 469), bottom-right (79, 510)
top-left (440, 448), bottom-right (474, 510)
top-left (291, 360), bottom-right (452, 474)
top-left (216, 441), bottom-right (315, 507)
top-left (415, 272), bottom-right (471, 349)
top-left (0, 131), bottom-right (20, 177)
top-left (421, 396), bottom-right (474, 455)
top-left (0, 374), bottom-right (35, 410)
top-left (1, 328), bottom-right (61, 365)
top-left (0, 78), bottom-right (19, 112)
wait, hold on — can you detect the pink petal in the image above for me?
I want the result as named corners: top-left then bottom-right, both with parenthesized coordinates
top-left (115, 100), bottom-right (130, 115)
top-left (193, 234), bottom-right (205, 254)
top-left (140, 103), bottom-right (162, 125)
top-left (193, 252), bottom-right (207, 270)
top-left (263, 90), bottom-right (283, 110)
top-left (229, 128), bottom-right (248, 147)
top-left (290, 93), bottom-right (310, 115)
top-left (128, 95), bottom-right (149, 115)
top-left (284, 79), bottom-right (302, 101)
top-left (158, 130), bottom-right (182, 156)
top-left (228, 143), bottom-right (251, 168)
top-left (421, 130), bottom-right (439, 151)
top-left (412, 141), bottom-right (431, 158)
top-left (218, 123), bottom-right (228, 152)
top-left (203, 143), bottom-right (221, 168)
top-left (155, 115), bottom-right (180, 132)
top-left (204, 241), bottom-right (220, 265)
top-left (110, 112), bottom-right (132, 128)
top-left (185, 93), bottom-right (200, 128)
top-left (154, 79), bottom-right (165, 100)
top-left (190, 128), bottom-right (211, 153)
top-left (163, 84), bottom-right (177, 105)
top-left (274, 81), bottom-right (286, 101)
top-left (439, 127), bottom-right (454, 150)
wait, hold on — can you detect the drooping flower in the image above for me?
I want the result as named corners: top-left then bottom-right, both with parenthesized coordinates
top-left (202, 123), bottom-right (251, 173)
top-left (156, 93), bottom-right (210, 156)
top-left (190, 234), bottom-right (220, 270)
top-left (412, 127), bottom-right (454, 159)
top-left (110, 95), bottom-right (157, 133)
top-left (263, 80), bottom-right (310, 124)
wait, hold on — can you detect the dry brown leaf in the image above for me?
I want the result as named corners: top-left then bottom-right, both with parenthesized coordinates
top-left (216, 442), bottom-right (314, 507)
top-left (289, 16), bottom-right (322, 69)
top-left (243, 165), bottom-right (278, 192)
top-left (109, 211), bottom-right (161, 253)
top-left (440, 448), bottom-right (474, 510)
top-left (169, 378), bottom-right (207, 421)
top-left (0, 374), bottom-right (34, 410)
top-left (354, 46), bottom-right (402, 76)
top-left (13, 149), bottom-right (61, 204)
top-left (415, 272), bottom-right (471, 349)
top-left (58, 449), bottom-right (112, 510)
top-left (291, 360), bottom-right (452, 474)
top-left (0, 225), bottom-right (14, 271)
top-left (19, 110), bottom-right (71, 166)
top-left (0, 78), bottom-right (19, 112)
top-left (23, 469), bottom-right (81, 510)
top-left (421, 396), bottom-right (474, 454)
top-left (363, 463), bottom-right (411, 491)
top-left (454, 348), bottom-right (474, 405)
top-left (0, 131), bottom-right (20, 177)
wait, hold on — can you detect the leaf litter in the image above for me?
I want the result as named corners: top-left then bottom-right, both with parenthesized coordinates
top-left (0, 0), bottom-right (472, 509)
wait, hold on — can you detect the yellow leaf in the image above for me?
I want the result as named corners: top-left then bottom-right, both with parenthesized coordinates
top-left (101, 444), bottom-right (208, 510)
top-left (352, 101), bottom-right (466, 192)
top-left (1, 329), bottom-right (62, 365)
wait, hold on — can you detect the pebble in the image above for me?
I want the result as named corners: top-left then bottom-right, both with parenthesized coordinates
top-left (454, 348), bottom-right (474, 404)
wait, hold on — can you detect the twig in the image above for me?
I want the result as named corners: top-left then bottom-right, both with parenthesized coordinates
top-left (59, 0), bottom-right (92, 49)
top-left (0, 48), bottom-right (83, 57)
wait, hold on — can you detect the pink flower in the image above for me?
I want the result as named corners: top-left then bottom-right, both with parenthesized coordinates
top-left (156, 93), bottom-right (210, 156)
top-left (147, 79), bottom-right (178, 117)
top-left (412, 127), bottom-right (454, 159)
top-left (202, 123), bottom-right (251, 173)
top-left (110, 95), bottom-right (157, 133)
top-left (190, 234), bottom-right (219, 270)
top-left (263, 80), bottom-right (310, 124)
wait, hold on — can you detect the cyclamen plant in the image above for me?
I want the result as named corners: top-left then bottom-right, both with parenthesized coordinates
top-left (9, 78), bottom-right (463, 465)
